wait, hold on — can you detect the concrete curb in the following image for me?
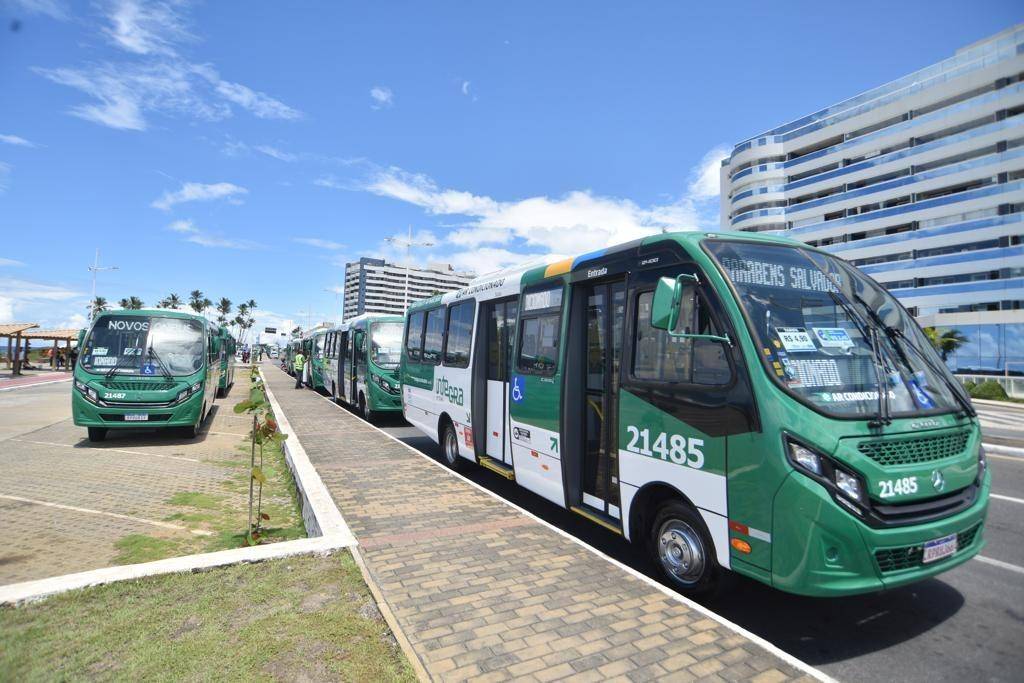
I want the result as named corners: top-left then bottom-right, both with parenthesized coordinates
top-left (972, 398), bottom-right (1024, 410)
top-left (0, 367), bottom-right (355, 605)
top-left (304, 373), bottom-right (836, 683)
top-left (983, 442), bottom-right (1024, 458)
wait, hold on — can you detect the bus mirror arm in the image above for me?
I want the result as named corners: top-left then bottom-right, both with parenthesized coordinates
top-left (665, 330), bottom-right (733, 346)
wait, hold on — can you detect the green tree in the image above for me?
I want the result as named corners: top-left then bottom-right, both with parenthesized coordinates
top-left (189, 290), bottom-right (212, 317)
top-left (924, 326), bottom-right (968, 361)
top-left (216, 297), bottom-right (233, 324)
top-left (118, 296), bottom-right (144, 310)
top-left (159, 293), bottom-right (182, 309)
top-left (90, 296), bottom-right (109, 316)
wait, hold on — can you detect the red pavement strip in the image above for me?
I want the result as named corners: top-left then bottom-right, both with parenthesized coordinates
top-left (0, 374), bottom-right (73, 392)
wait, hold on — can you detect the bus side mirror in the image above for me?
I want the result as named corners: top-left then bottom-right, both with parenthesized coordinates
top-left (650, 274), bottom-right (732, 345)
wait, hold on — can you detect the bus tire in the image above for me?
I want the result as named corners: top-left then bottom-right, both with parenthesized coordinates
top-left (648, 500), bottom-right (719, 596)
top-left (440, 421), bottom-right (464, 472)
top-left (359, 393), bottom-right (374, 422)
top-left (87, 427), bottom-right (107, 442)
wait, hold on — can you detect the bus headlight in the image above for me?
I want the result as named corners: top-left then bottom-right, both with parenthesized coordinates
top-left (834, 468), bottom-right (863, 503)
top-left (977, 444), bottom-right (987, 481)
top-left (787, 441), bottom-right (823, 476)
top-left (191, 382), bottom-right (202, 394)
top-left (75, 380), bottom-right (98, 404)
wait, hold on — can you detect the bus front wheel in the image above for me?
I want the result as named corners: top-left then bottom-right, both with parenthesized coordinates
top-left (359, 393), bottom-right (374, 422)
top-left (87, 427), bottom-right (107, 442)
top-left (649, 500), bottom-right (719, 596)
top-left (440, 422), bottom-right (464, 472)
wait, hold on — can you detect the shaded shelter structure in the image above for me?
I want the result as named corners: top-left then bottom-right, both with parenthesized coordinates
top-left (1, 324), bottom-right (80, 375)
top-left (1, 323), bottom-right (38, 375)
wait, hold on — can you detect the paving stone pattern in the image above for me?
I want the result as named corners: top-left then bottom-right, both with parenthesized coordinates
top-left (264, 365), bottom-right (816, 683)
top-left (0, 373), bottom-right (256, 585)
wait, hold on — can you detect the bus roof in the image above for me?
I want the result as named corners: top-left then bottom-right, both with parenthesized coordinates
top-left (92, 308), bottom-right (209, 323)
top-left (405, 230), bottom-right (810, 313)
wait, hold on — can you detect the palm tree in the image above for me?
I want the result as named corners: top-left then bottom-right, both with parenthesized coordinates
top-left (924, 327), bottom-right (969, 361)
top-left (160, 293), bottom-right (182, 310)
top-left (118, 296), bottom-right (144, 310)
top-left (216, 297), bottom-right (233, 324)
top-left (290, 326), bottom-right (302, 338)
top-left (90, 296), bottom-right (109, 317)
top-left (189, 290), bottom-right (212, 318)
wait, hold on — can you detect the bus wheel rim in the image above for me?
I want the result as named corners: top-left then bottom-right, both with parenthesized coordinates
top-left (657, 520), bottom-right (705, 585)
top-left (445, 429), bottom-right (458, 465)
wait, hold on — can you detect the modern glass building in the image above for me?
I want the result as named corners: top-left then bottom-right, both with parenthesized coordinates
top-left (720, 24), bottom-right (1024, 373)
top-left (342, 257), bottom-right (473, 321)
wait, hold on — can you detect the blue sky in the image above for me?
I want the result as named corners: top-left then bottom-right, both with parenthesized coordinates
top-left (1, 0), bottom-right (1021, 334)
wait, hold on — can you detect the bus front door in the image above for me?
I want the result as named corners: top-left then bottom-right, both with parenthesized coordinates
top-left (483, 297), bottom-right (518, 465)
top-left (581, 279), bottom-right (625, 520)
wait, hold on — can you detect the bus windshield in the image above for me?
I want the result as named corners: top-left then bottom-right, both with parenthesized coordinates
top-left (705, 240), bottom-right (963, 419)
top-left (370, 322), bottom-right (404, 369)
top-left (81, 315), bottom-right (205, 376)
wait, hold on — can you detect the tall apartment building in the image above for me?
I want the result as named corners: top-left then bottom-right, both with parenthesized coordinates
top-left (720, 25), bottom-right (1024, 373)
top-left (342, 257), bottom-right (474, 321)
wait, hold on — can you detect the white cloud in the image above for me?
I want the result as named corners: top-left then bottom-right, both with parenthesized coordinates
top-left (687, 144), bottom-right (730, 200)
top-left (59, 312), bottom-right (88, 329)
top-left (152, 181), bottom-right (247, 210)
top-left (0, 134), bottom-right (35, 147)
top-left (255, 144), bottom-right (297, 162)
top-left (102, 0), bottom-right (191, 57)
top-left (313, 175), bottom-right (348, 190)
top-left (461, 80), bottom-right (470, 96)
top-left (0, 277), bottom-right (84, 324)
top-left (0, 162), bottom-right (10, 192)
top-left (35, 2), bottom-right (301, 130)
top-left (369, 86), bottom-right (393, 109)
top-left (8, 0), bottom-right (68, 20)
top-left (293, 237), bottom-right (346, 250)
top-left (0, 257), bottom-right (26, 267)
top-left (167, 219), bottom-right (261, 249)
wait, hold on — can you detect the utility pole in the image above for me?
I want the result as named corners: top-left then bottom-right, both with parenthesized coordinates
top-left (385, 225), bottom-right (433, 311)
top-left (88, 248), bottom-right (119, 322)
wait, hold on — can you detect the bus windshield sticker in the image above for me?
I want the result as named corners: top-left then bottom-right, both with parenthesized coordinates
top-left (812, 327), bottom-right (853, 349)
top-left (719, 257), bottom-right (840, 293)
top-left (92, 356), bottom-right (117, 366)
top-left (93, 347), bottom-right (108, 356)
top-left (775, 327), bottom-right (816, 352)
top-left (524, 287), bottom-right (562, 311)
top-left (141, 363), bottom-right (156, 376)
top-left (781, 358), bottom-right (842, 388)
top-left (123, 347), bottom-right (142, 356)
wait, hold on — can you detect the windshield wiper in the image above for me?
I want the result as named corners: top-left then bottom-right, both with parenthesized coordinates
top-left (827, 290), bottom-right (890, 427)
top-left (105, 353), bottom-right (139, 380)
top-left (145, 346), bottom-right (175, 380)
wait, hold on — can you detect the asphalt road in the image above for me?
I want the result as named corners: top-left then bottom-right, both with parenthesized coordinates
top-left (357, 407), bottom-right (1024, 683)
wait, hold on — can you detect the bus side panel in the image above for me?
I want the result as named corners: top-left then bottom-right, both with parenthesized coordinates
top-left (509, 375), bottom-right (565, 506)
top-left (617, 389), bottom-right (731, 569)
top-left (434, 364), bottom-right (474, 460)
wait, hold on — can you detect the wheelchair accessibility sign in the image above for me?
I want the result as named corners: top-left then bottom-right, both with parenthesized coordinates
top-left (510, 375), bottom-right (525, 404)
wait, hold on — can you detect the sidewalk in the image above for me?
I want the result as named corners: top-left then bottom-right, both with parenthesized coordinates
top-left (0, 369), bottom-right (72, 391)
top-left (262, 363), bottom-right (820, 683)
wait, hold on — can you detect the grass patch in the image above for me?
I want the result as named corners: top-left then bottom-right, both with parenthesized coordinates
top-left (113, 535), bottom-right (182, 565)
top-left (0, 553), bottom-right (415, 682)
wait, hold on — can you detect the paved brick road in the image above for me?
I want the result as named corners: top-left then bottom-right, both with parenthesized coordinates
top-left (263, 364), bottom-right (819, 683)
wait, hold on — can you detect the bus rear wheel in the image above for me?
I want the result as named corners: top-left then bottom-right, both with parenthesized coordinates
top-left (87, 427), bottom-right (107, 442)
top-left (440, 422), bottom-right (463, 472)
top-left (359, 393), bottom-right (374, 422)
top-left (648, 500), bottom-right (719, 596)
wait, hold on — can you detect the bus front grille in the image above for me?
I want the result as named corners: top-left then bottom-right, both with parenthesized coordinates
top-left (858, 431), bottom-right (969, 467)
top-left (102, 381), bottom-right (177, 391)
top-left (873, 522), bottom-right (982, 573)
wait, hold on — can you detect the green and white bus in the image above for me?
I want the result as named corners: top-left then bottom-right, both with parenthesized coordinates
top-left (322, 314), bottom-right (404, 419)
top-left (216, 326), bottom-right (237, 397)
top-left (303, 328), bottom-right (330, 390)
top-left (400, 232), bottom-right (989, 597)
top-left (73, 309), bottom-right (223, 442)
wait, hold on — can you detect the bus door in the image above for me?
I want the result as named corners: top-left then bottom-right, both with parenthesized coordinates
top-left (352, 328), bottom-right (364, 400)
top-left (338, 330), bottom-right (349, 401)
top-left (579, 279), bottom-right (626, 520)
top-left (480, 297), bottom-right (519, 465)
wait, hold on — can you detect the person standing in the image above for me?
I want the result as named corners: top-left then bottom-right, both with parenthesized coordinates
top-left (293, 348), bottom-right (306, 389)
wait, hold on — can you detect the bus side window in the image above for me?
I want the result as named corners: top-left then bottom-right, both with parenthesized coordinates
top-left (634, 291), bottom-right (730, 385)
top-left (443, 301), bottom-right (474, 368)
top-left (517, 283), bottom-right (563, 377)
top-left (406, 312), bottom-right (425, 362)
top-left (422, 307), bottom-right (446, 365)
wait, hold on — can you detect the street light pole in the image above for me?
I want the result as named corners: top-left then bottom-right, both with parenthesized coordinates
top-left (385, 225), bottom-right (434, 312)
top-left (88, 248), bottom-right (119, 322)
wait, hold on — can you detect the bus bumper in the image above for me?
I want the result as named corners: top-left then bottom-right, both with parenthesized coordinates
top-left (369, 382), bottom-right (403, 412)
top-left (769, 468), bottom-right (990, 597)
top-left (72, 388), bottom-right (205, 429)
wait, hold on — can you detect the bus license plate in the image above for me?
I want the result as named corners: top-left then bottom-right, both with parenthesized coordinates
top-left (922, 534), bottom-right (957, 564)
top-left (124, 413), bottom-right (149, 422)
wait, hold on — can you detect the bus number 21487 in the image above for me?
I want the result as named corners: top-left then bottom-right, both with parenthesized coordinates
top-left (625, 426), bottom-right (704, 469)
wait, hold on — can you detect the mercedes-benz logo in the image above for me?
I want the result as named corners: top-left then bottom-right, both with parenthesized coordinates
top-left (931, 469), bottom-right (945, 492)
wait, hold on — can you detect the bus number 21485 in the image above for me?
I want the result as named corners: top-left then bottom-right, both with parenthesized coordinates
top-left (625, 426), bottom-right (704, 469)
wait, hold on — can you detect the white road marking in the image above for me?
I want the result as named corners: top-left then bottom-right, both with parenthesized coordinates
top-left (0, 494), bottom-right (212, 536)
top-left (990, 493), bottom-right (1024, 505)
top-left (0, 377), bottom-right (73, 392)
top-left (987, 453), bottom-right (1024, 463)
top-left (975, 555), bottom-right (1024, 575)
top-left (12, 439), bottom-right (200, 463)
